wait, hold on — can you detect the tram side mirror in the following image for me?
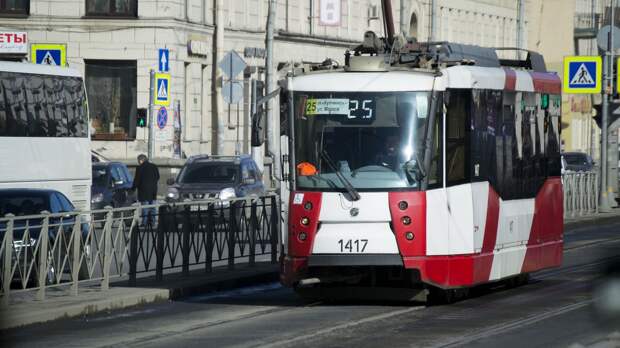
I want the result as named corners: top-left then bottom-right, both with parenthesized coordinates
top-left (404, 159), bottom-right (425, 184)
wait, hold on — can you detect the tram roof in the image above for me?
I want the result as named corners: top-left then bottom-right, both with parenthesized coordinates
top-left (288, 65), bottom-right (560, 94)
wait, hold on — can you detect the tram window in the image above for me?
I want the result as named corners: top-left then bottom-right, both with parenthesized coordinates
top-left (502, 92), bottom-right (518, 199)
top-left (523, 92), bottom-right (542, 196)
top-left (546, 95), bottom-right (561, 176)
top-left (445, 89), bottom-right (470, 186)
top-left (427, 94), bottom-right (443, 189)
top-left (471, 90), bottom-right (501, 186)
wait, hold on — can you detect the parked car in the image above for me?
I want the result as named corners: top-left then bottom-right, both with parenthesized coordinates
top-left (0, 189), bottom-right (90, 284)
top-left (91, 162), bottom-right (136, 210)
top-left (562, 152), bottom-right (595, 172)
top-left (166, 155), bottom-right (265, 204)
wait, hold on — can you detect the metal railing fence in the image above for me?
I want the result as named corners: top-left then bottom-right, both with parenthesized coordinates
top-left (563, 171), bottom-right (599, 218)
top-left (0, 194), bottom-right (279, 306)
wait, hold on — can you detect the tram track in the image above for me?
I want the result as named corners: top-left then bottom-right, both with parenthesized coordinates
top-left (5, 220), bottom-right (619, 348)
top-left (120, 232), bottom-right (620, 348)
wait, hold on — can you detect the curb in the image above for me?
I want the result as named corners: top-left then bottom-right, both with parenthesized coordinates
top-left (565, 211), bottom-right (620, 228)
top-left (0, 288), bottom-right (169, 331)
top-left (0, 268), bottom-right (279, 331)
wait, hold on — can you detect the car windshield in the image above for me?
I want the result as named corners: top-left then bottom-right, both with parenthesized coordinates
top-left (92, 168), bottom-right (108, 187)
top-left (178, 163), bottom-right (238, 184)
top-left (564, 154), bottom-right (589, 166)
top-left (294, 91), bottom-right (431, 190)
top-left (0, 193), bottom-right (49, 216)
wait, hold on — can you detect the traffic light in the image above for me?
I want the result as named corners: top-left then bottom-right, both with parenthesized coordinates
top-left (251, 80), bottom-right (266, 146)
top-left (136, 108), bottom-right (147, 127)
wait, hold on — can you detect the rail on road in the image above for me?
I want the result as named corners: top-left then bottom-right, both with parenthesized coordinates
top-left (0, 194), bottom-right (280, 307)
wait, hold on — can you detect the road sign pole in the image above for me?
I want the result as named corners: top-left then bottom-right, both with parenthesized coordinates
top-left (148, 69), bottom-right (155, 159)
top-left (600, 45), bottom-right (611, 212)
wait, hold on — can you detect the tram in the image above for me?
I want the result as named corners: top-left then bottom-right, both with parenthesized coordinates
top-left (275, 8), bottom-right (562, 302)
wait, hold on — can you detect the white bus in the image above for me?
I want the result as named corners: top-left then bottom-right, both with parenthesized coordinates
top-left (0, 61), bottom-right (91, 211)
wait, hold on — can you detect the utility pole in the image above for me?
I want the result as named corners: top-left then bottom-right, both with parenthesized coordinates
top-left (147, 69), bottom-right (155, 159)
top-left (400, 0), bottom-right (408, 36)
top-left (600, 0), bottom-right (614, 212)
top-left (516, 0), bottom-right (525, 59)
top-left (265, 0), bottom-right (281, 189)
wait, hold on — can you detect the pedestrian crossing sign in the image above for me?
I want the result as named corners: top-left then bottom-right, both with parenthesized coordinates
top-left (31, 44), bottom-right (66, 67)
top-left (154, 73), bottom-right (170, 106)
top-left (563, 56), bottom-right (602, 94)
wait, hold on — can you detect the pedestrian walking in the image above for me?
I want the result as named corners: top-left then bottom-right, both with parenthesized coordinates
top-left (132, 154), bottom-right (160, 225)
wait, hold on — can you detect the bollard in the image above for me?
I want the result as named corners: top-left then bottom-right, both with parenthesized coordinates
top-left (249, 200), bottom-right (257, 267)
top-left (182, 205), bottom-right (191, 277)
top-left (2, 215), bottom-right (14, 307)
top-left (270, 196), bottom-right (278, 264)
top-left (205, 204), bottom-right (214, 273)
top-left (37, 214), bottom-right (50, 301)
top-left (228, 201), bottom-right (237, 270)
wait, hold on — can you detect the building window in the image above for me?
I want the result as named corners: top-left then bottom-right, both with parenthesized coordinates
top-left (0, 0), bottom-right (29, 16)
top-left (85, 0), bottom-right (137, 17)
top-left (85, 60), bottom-right (137, 140)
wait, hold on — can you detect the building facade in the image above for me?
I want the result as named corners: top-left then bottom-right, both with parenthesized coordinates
top-left (1, 0), bottom-right (534, 160)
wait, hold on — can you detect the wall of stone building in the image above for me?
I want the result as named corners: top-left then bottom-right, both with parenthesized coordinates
top-left (2, 0), bottom-right (538, 162)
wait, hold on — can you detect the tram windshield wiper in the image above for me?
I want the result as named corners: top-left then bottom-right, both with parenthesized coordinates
top-left (320, 150), bottom-right (361, 201)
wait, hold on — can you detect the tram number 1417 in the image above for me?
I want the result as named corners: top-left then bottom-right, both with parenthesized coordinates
top-left (338, 239), bottom-right (368, 253)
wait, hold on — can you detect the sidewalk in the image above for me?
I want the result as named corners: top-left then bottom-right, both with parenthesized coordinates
top-left (0, 262), bottom-right (279, 330)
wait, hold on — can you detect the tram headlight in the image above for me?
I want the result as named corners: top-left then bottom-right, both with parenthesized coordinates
top-left (398, 201), bottom-right (408, 210)
top-left (298, 232), bottom-right (307, 241)
top-left (401, 216), bottom-right (412, 225)
top-left (300, 216), bottom-right (310, 226)
top-left (405, 231), bottom-right (415, 241)
top-left (304, 201), bottom-right (313, 210)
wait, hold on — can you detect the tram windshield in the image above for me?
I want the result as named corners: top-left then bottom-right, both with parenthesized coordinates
top-left (294, 91), bottom-right (431, 191)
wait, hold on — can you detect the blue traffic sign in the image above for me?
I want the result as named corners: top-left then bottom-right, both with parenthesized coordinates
top-left (157, 107), bottom-right (168, 129)
top-left (154, 73), bottom-right (170, 106)
top-left (563, 56), bottom-right (602, 94)
top-left (31, 44), bottom-right (67, 66)
top-left (159, 48), bottom-right (169, 72)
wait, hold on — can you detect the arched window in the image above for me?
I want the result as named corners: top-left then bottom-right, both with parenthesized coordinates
top-left (409, 13), bottom-right (418, 39)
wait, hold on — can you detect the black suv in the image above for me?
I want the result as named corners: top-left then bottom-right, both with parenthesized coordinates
top-left (166, 155), bottom-right (265, 204)
top-left (91, 162), bottom-right (136, 209)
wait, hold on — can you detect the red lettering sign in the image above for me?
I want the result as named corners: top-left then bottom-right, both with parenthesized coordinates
top-left (0, 31), bottom-right (28, 54)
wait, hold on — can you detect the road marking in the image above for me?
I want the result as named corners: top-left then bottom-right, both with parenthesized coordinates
top-left (435, 300), bottom-right (592, 348)
top-left (259, 306), bottom-right (424, 348)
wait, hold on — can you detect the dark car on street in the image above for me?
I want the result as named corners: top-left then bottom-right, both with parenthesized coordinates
top-left (91, 162), bottom-right (136, 210)
top-left (562, 152), bottom-right (595, 172)
top-left (165, 155), bottom-right (265, 204)
top-left (0, 189), bottom-right (90, 284)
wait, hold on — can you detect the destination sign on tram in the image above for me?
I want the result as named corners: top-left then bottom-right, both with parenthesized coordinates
top-left (304, 97), bottom-right (375, 120)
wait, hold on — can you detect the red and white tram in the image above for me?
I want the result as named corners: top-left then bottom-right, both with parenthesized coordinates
top-left (277, 37), bottom-right (562, 301)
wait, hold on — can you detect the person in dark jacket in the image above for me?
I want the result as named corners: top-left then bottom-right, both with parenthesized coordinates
top-left (132, 154), bottom-right (160, 225)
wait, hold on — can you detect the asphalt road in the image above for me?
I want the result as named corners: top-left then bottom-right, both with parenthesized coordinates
top-left (3, 217), bottom-right (620, 348)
